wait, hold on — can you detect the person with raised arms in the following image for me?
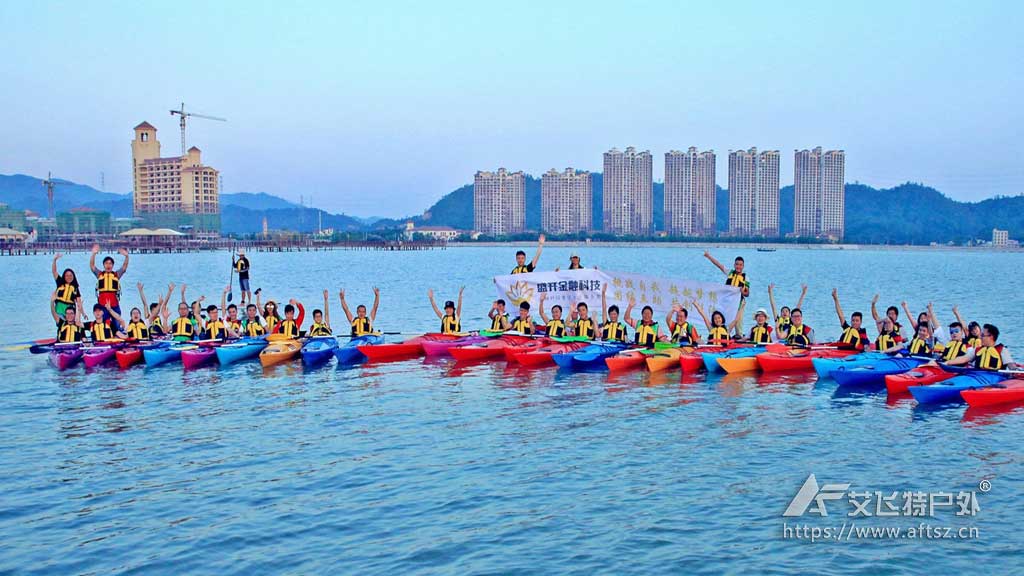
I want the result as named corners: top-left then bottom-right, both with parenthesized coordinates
top-left (169, 298), bottom-right (197, 343)
top-left (306, 290), bottom-right (333, 337)
top-left (510, 301), bottom-right (535, 335)
top-left (106, 301), bottom-right (151, 341)
top-left (569, 301), bottom-right (596, 340)
top-left (704, 250), bottom-right (750, 298)
top-left (666, 304), bottom-right (701, 345)
top-left (537, 293), bottom-right (566, 337)
top-left (428, 287), bottom-right (464, 335)
top-left (924, 303), bottom-right (970, 363)
top-left (901, 301), bottom-right (942, 342)
top-left (50, 291), bottom-right (84, 343)
top-left (340, 287), bottom-right (380, 337)
top-left (768, 283), bottom-right (806, 342)
top-left (623, 296), bottom-right (662, 348)
top-left (85, 303), bottom-right (126, 342)
top-left (276, 299), bottom-right (305, 338)
top-left (255, 289), bottom-right (282, 334)
top-left (691, 299), bottom-right (739, 345)
top-left (952, 306), bottom-right (983, 348)
top-left (199, 303), bottom-right (235, 341)
top-left (511, 234), bottom-right (545, 274)
top-left (944, 324), bottom-right (1019, 371)
top-left (138, 282), bottom-right (172, 337)
top-left (831, 288), bottom-right (869, 351)
top-left (871, 295), bottom-right (905, 339)
top-left (599, 284), bottom-right (628, 343)
top-left (89, 244), bottom-right (129, 317)
top-left (487, 299), bottom-right (511, 332)
top-left (51, 253), bottom-right (82, 319)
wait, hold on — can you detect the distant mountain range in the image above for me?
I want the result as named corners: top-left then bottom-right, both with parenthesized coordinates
top-left (1, 172), bottom-right (1021, 244)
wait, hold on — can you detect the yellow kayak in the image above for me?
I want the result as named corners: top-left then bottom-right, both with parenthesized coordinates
top-left (717, 356), bottom-right (761, 373)
top-left (260, 339), bottom-right (302, 367)
top-left (645, 347), bottom-right (689, 372)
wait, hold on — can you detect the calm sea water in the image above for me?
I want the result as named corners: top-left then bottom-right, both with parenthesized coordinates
top-left (1, 246), bottom-right (1023, 575)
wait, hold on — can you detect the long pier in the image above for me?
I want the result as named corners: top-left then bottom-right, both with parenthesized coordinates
top-left (0, 239), bottom-right (445, 256)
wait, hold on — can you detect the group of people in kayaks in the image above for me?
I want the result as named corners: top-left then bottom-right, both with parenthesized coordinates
top-left (46, 238), bottom-right (1018, 374)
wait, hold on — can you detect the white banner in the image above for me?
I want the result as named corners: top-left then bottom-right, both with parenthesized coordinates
top-left (493, 269), bottom-right (743, 324)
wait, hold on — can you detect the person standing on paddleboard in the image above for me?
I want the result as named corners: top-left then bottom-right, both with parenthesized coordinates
top-left (233, 250), bottom-right (252, 304)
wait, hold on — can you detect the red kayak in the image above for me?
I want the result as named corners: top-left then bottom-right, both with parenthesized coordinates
top-left (757, 348), bottom-right (857, 372)
top-left (358, 333), bottom-right (458, 362)
top-left (450, 335), bottom-right (533, 361)
top-left (606, 349), bottom-right (649, 371)
top-left (116, 347), bottom-right (144, 369)
top-left (885, 364), bottom-right (954, 394)
top-left (182, 345), bottom-right (218, 369)
top-left (515, 341), bottom-right (588, 366)
top-left (83, 345), bottom-right (119, 368)
top-left (679, 349), bottom-right (712, 372)
top-left (961, 379), bottom-right (1024, 408)
top-left (502, 338), bottom-right (553, 361)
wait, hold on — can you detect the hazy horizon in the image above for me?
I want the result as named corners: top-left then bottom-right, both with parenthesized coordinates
top-left (2, 1), bottom-right (1021, 217)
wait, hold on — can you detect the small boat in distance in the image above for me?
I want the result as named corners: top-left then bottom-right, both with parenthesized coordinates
top-left (756, 247), bottom-right (776, 252)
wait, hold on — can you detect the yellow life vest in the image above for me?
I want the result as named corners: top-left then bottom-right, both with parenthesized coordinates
top-left (545, 319), bottom-right (565, 337)
top-left (635, 322), bottom-right (658, 348)
top-left (602, 321), bottom-right (627, 342)
top-left (839, 325), bottom-right (865, 349)
top-left (777, 317), bottom-right (792, 335)
top-left (57, 320), bottom-right (83, 343)
top-left (512, 317), bottom-right (533, 334)
top-left (309, 322), bottom-right (332, 337)
top-left (511, 265), bottom-right (531, 274)
top-left (671, 321), bottom-right (696, 345)
top-left (172, 317), bottom-right (194, 338)
top-left (574, 318), bottom-right (595, 339)
top-left (126, 320), bottom-right (149, 340)
top-left (350, 316), bottom-right (372, 336)
top-left (90, 320), bottom-right (115, 342)
top-left (967, 336), bottom-right (982, 348)
top-left (787, 325), bottom-right (811, 346)
top-left (490, 313), bottom-right (508, 332)
top-left (55, 283), bottom-right (77, 304)
top-left (96, 270), bottom-right (120, 296)
top-left (750, 324), bottom-right (772, 345)
top-left (707, 325), bottom-right (730, 343)
top-left (974, 345), bottom-right (1005, 371)
top-left (726, 270), bottom-right (746, 288)
top-left (907, 337), bottom-right (932, 356)
top-left (205, 319), bottom-right (228, 340)
top-left (266, 316), bottom-right (280, 333)
top-left (875, 331), bottom-right (898, 350)
top-left (244, 320), bottom-right (266, 337)
top-left (441, 314), bottom-right (461, 335)
top-left (279, 319), bottom-right (300, 339)
top-left (150, 317), bottom-right (164, 336)
top-left (941, 340), bottom-right (967, 362)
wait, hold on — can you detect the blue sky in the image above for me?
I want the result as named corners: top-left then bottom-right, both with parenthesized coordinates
top-left (1, 1), bottom-right (1021, 217)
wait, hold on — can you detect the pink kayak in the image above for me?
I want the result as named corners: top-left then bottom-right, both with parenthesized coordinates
top-left (181, 345), bottom-right (218, 369)
top-left (83, 345), bottom-right (119, 368)
top-left (49, 347), bottom-right (84, 370)
top-left (421, 335), bottom-right (488, 357)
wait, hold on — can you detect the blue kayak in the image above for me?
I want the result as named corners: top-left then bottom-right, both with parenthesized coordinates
top-left (334, 334), bottom-right (384, 365)
top-left (909, 371), bottom-right (1007, 404)
top-left (829, 357), bottom-right (926, 387)
top-left (215, 339), bottom-right (268, 365)
top-left (702, 347), bottom-right (762, 372)
top-left (812, 351), bottom-right (889, 378)
top-left (552, 343), bottom-right (627, 370)
top-left (143, 342), bottom-right (193, 367)
top-left (302, 337), bottom-right (340, 366)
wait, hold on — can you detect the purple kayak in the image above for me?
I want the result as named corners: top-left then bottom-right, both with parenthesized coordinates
top-left (421, 335), bottom-right (488, 357)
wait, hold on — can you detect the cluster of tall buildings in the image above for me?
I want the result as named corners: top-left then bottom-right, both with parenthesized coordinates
top-left (472, 146), bottom-right (846, 239)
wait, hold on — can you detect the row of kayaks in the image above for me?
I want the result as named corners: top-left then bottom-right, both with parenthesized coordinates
top-left (43, 334), bottom-right (387, 370)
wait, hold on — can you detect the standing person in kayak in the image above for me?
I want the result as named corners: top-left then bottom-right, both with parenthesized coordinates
top-left (831, 288), bottom-right (869, 351)
top-left (510, 301), bottom-right (535, 334)
top-left (666, 304), bottom-right (701, 345)
top-left (690, 300), bottom-right (738, 345)
top-left (511, 234), bottom-right (545, 274)
top-left (307, 290), bottom-right (333, 337)
top-left (89, 244), bottom-right (129, 318)
top-left (599, 284), bottom-right (628, 343)
top-left (487, 299), bottom-right (511, 332)
top-left (233, 249), bottom-right (252, 304)
top-left (50, 291), bottom-right (84, 343)
top-left (704, 250), bottom-right (750, 333)
top-left (428, 287), bottom-right (464, 335)
top-left (340, 287), bottom-right (379, 336)
top-left (768, 283), bottom-right (806, 342)
top-left (623, 297), bottom-right (662, 348)
top-left (537, 293), bottom-right (566, 337)
top-left (51, 253), bottom-right (83, 319)
top-left (569, 301), bottom-right (596, 340)
top-left (945, 324), bottom-right (1019, 371)
top-left (784, 309), bottom-right (816, 346)
top-left (871, 295), bottom-right (904, 339)
top-left (277, 300), bottom-right (305, 338)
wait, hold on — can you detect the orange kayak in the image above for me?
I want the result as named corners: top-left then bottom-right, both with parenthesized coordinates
top-left (756, 348), bottom-right (858, 372)
top-left (645, 347), bottom-right (685, 372)
top-left (884, 364), bottom-right (954, 394)
top-left (717, 356), bottom-right (760, 373)
top-left (605, 349), bottom-right (649, 371)
top-left (259, 339), bottom-right (301, 367)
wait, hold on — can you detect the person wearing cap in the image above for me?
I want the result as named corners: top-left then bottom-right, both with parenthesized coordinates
top-left (830, 288), bottom-right (869, 351)
top-left (556, 252), bottom-right (588, 272)
top-left (511, 234), bottom-right (545, 274)
top-left (428, 287), bottom-right (464, 335)
top-left (743, 306), bottom-right (774, 345)
top-left (233, 249), bottom-right (252, 305)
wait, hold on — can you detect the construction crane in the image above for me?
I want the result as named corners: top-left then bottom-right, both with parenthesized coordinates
top-left (169, 102), bottom-right (226, 156)
top-left (41, 171), bottom-right (63, 219)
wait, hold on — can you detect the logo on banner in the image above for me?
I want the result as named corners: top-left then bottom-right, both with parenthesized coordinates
top-left (504, 281), bottom-right (534, 306)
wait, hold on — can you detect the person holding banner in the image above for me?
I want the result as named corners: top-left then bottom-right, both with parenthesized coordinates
top-left (600, 284), bottom-right (628, 343)
top-left (538, 293), bottom-right (567, 337)
top-left (691, 299), bottom-right (741, 345)
top-left (511, 234), bottom-right (545, 274)
top-left (624, 296), bottom-right (663, 348)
